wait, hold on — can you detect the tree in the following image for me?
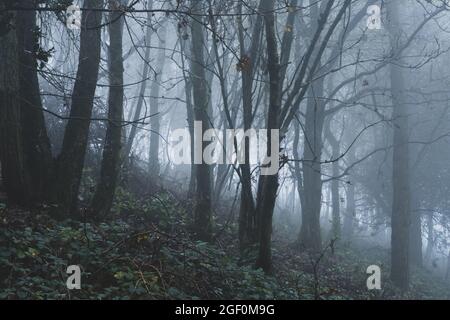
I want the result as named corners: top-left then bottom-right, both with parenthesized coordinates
top-left (236, 2), bottom-right (263, 249)
top-left (148, 18), bottom-right (168, 181)
top-left (325, 118), bottom-right (341, 240)
top-left (387, 0), bottom-right (411, 290)
top-left (123, 2), bottom-right (154, 171)
top-left (0, 2), bottom-right (32, 205)
top-left (255, 0), bottom-right (352, 270)
top-left (255, 0), bottom-right (280, 273)
top-left (190, 0), bottom-right (213, 241)
top-left (56, 0), bottom-right (104, 216)
top-left (90, 0), bottom-right (126, 218)
top-left (298, 79), bottom-right (326, 252)
top-left (17, 0), bottom-right (54, 203)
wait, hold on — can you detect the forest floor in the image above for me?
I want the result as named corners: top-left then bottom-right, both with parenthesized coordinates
top-left (0, 189), bottom-right (449, 300)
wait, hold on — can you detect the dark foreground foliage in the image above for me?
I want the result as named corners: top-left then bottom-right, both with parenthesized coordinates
top-left (0, 192), bottom-right (449, 300)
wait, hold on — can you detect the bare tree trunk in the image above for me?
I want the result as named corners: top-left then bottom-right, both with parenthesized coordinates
top-left (190, 0), bottom-right (212, 241)
top-left (388, 0), bottom-right (411, 290)
top-left (425, 211), bottom-right (434, 260)
top-left (123, 3), bottom-right (153, 171)
top-left (179, 32), bottom-right (195, 201)
top-left (255, 0), bottom-right (280, 273)
top-left (446, 251), bottom-right (450, 281)
top-left (56, 0), bottom-right (103, 216)
top-left (0, 3), bottom-right (32, 205)
top-left (298, 80), bottom-right (325, 252)
top-left (17, 0), bottom-right (54, 203)
top-left (90, 0), bottom-right (125, 218)
top-left (343, 179), bottom-right (355, 241)
top-left (148, 20), bottom-right (167, 181)
top-left (342, 143), bottom-right (356, 241)
top-left (409, 196), bottom-right (423, 267)
top-left (236, 4), bottom-right (262, 248)
top-left (207, 10), bottom-right (234, 206)
top-left (325, 119), bottom-right (341, 240)
top-left (293, 121), bottom-right (305, 218)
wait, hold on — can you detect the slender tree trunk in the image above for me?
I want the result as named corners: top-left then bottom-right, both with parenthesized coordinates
top-left (179, 35), bottom-right (196, 202)
top-left (342, 142), bottom-right (356, 241)
top-left (388, 0), bottom-right (411, 290)
top-left (207, 11), bottom-right (233, 206)
top-left (255, 0), bottom-right (280, 273)
top-left (293, 121), bottom-right (305, 218)
top-left (236, 4), bottom-right (263, 248)
top-left (56, 0), bottom-right (103, 216)
top-left (425, 211), bottom-right (434, 260)
top-left (148, 20), bottom-right (167, 180)
top-left (190, 0), bottom-right (212, 241)
top-left (123, 4), bottom-right (153, 171)
top-left (298, 80), bottom-right (325, 252)
top-left (325, 120), bottom-right (341, 240)
top-left (409, 196), bottom-right (423, 266)
top-left (446, 250), bottom-right (450, 281)
top-left (343, 180), bottom-right (355, 241)
top-left (90, 0), bottom-right (125, 218)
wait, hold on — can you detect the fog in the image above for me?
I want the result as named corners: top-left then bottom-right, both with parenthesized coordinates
top-left (1, 0), bottom-right (450, 299)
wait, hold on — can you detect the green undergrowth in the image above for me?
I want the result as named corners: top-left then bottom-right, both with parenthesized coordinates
top-left (0, 191), bottom-right (449, 300)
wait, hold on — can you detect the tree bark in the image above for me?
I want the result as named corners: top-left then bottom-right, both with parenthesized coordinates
top-left (148, 20), bottom-right (167, 181)
top-left (0, 3), bottom-right (32, 205)
top-left (298, 80), bottom-right (325, 252)
top-left (255, 0), bottom-right (280, 273)
top-left (236, 4), bottom-right (262, 249)
top-left (293, 121), bottom-right (306, 222)
top-left (388, 0), bottom-right (411, 291)
top-left (409, 196), bottom-right (423, 266)
top-left (343, 179), bottom-right (356, 241)
top-left (56, 0), bottom-right (103, 216)
top-left (17, 0), bottom-right (54, 203)
top-left (325, 119), bottom-right (341, 240)
top-left (123, 4), bottom-right (153, 171)
top-left (190, 0), bottom-right (212, 241)
top-left (179, 37), bottom-right (196, 201)
top-left (425, 211), bottom-right (434, 260)
top-left (90, 0), bottom-right (125, 218)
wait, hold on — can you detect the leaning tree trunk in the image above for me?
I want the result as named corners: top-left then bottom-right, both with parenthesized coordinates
top-left (90, 0), bottom-right (125, 218)
top-left (0, 3), bottom-right (32, 205)
top-left (56, 0), bottom-right (103, 216)
top-left (123, 5), bottom-right (153, 171)
top-left (17, 0), bottom-right (54, 203)
top-left (190, 0), bottom-right (212, 241)
top-left (388, 0), bottom-right (411, 291)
